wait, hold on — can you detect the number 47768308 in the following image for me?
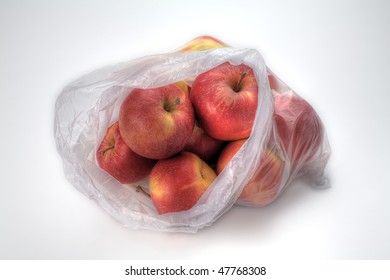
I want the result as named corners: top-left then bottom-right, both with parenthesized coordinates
top-left (217, 266), bottom-right (266, 276)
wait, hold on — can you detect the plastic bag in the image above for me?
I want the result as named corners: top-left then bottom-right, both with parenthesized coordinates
top-left (234, 69), bottom-right (331, 207)
top-left (54, 40), bottom-right (330, 232)
top-left (177, 37), bottom-right (330, 207)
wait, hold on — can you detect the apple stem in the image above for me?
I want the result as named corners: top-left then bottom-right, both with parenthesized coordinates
top-left (234, 72), bottom-right (247, 92)
top-left (136, 185), bottom-right (150, 196)
top-left (99, 146), bottom-right (114, 156)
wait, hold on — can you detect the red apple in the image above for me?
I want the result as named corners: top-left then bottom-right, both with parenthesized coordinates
top-left (238, 147), bottom-right (284, 206)
top-left (190, 62), bottom-right (258, 141)
top-left (217, 139), bottom-right (285, 206)
top-left (184, 121), bottom-right (224, 162)
top-left (149, 152), bottom-right (217, 214)
top-left (96, 122), bottom-right (156, 184)
top-left (273, 91), bottom-right (323, 168)
top-left (119, 84), bottom-right (195, 159)
top-left (177, 35), bottom-right (228, 53)
top-left (216, 139), bottom-right (246, 175)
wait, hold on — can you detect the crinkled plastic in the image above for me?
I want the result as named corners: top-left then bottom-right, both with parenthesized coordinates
top-left (54, 44), bottom-right (330, 233)
top-left (234, 69), bottom-right (331, 207)
top-left (267, 69), bottom-right (331, 187)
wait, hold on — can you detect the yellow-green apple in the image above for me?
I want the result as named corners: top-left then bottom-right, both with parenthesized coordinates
top-left (149, 152), bottom-right (217, 214)
top-left (273, 91), bottom-right (323, 167)
top-left (217, 139), bottom-right (285, 206)
top-left (178, 35), bottom-right (228, 53)
top-left (119, 84), bottom-right (195, 159)
top-left (96, 122), bottom-right (156, 184)
top-left (184, 121), bottom-right (224, 162)
top-left (190, 62), bottom-right (258, 141)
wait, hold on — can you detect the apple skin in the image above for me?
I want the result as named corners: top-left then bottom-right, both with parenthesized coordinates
top-left (119, 84), bottom-right (195, 160)
top-left (190, 62), bottom-right (258, 141)
top-left (175, 80), bottom-right (190, 95)
top-left (178, 35), bottom-right (227, 53)
top-left (273, 92), bottom-right (323, 167)
top-left (216, 139), bottom-right (246, 175)
top-left (184, 121), bottom-right (224, 162)
top-left (149, 152), bottom-right (217, 214)
top-left (238, 147), bottom-right (284, 206)
top-left (96, 122), bottom-right (156, 184)
top-left (217, 139), bottom-right (284, 206)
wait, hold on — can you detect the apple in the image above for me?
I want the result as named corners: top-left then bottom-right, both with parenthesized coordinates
top-left (273, 91), bottom-right (323, 168)
top-left (175, 80), bottom-right (190, 95)
top-left (238, 147), bottom-right (284, 206)
top-left (119, 83), bottom-right (195, 159)
top-left (96, 122), bottom-right (156, 184)
top-left (177, 35), bottom-right (228, 53)
top-left (217, 139), bottom-right (285, 206)
top-left (190, 62), bottom-right (258, 141)
top-left (216, 139), bottom-right (246, 175)
top-left (184, 121), bottom-right (224, 162)
top-left (149, 152), bottom-right (217, 214)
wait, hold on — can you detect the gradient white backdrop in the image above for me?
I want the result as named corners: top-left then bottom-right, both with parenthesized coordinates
top-left (1, 0), bottom-right (389, 260)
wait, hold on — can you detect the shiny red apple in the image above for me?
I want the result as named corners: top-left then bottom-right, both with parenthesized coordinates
top-left (217, 139), bottom-right (285, 206)
top-left (96, 122), bottom-right (156, 184)
top-left (190, 62), bottom-right (258, 141)
top-left (184, 121), bottom-right (224, 162)
top-left (119, 84), bottom-right (195, 159)
top-left (273, 91), bottom-right (323, 168)
top-left (149, 152), bottom-right (217, 214)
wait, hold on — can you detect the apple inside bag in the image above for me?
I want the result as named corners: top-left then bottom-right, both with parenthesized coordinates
top-left (54, 38), bottom-right (331, 232)
top-left (268, 69), bottom-right (331, 185)
top-left (55, 48), bottom-right (277, 232)
top-left (177, 36), bottom-right (331, 207)
top-left (234, 70), bottom-right (331, 207)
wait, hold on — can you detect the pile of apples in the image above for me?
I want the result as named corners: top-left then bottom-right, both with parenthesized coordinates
top-left (96, 36), bottom-right (324, 214)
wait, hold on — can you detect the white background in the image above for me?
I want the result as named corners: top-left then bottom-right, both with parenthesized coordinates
top-left (1, 0), bottom-right (389, 261)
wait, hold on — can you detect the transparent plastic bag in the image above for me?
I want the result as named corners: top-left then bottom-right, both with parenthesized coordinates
top-left (267, 69), bottom-right (331, 186)
top-left (234, 69), bottom-right (331, 207)
top-left (55, 48), bottom-right (276, 232)
top-left (54, 40), bottom-right (330, 232)
top-left (177, 36), bottom-right (330, 207)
